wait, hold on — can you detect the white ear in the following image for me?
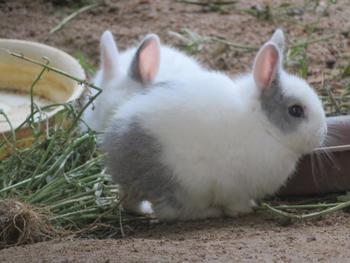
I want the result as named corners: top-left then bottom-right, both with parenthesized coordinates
top-left (270, 28), bottom-right (285, 53)
top-left (100, 30), bottom-right (120, 82)
top-left (129, 34), bottom-right (160, 84)
top-left (253, 43), bottom-right (280, 90)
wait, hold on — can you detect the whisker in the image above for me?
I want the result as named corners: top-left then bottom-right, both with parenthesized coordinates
top-left (310, 153), bottom-right (320, 189)
top-left (325, 128), bottom-right (346, 142)
top-left (316, 147), bottom-right (341, 174)
top-left (315, 144), bottom-right (350, 153)
top-left (316, 150), bottom-right (327, 178)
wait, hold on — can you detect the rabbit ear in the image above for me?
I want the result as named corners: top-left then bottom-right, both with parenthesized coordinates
top-left (253, 43), bottom-right (280, 90)
top-left (269, 28), bottom-right (285, 54)
top-left (253, 29), bottom-right (285, 90)
top-left (129, 34), bottom-right (160, 84)
top-left (100, 30), bottom-right (120, 82)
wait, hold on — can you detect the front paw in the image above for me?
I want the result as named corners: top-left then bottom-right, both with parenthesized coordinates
top-left (249, 199), bottom-right (259, 208)
top-left (223, 204), bottom-right (253, 217)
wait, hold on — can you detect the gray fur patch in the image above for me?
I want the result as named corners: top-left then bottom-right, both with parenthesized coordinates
top-left (129, 47), bottom-right (143, 83)
top-left (260, 76), bottom-right (303, 133)
top-left (129, 39), bottom-right (151, 84)
top-left (102, 120), bottom-right (182, 213)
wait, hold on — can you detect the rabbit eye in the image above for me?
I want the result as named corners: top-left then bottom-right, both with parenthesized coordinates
top-left (288, 105), bottom-right (304, 118)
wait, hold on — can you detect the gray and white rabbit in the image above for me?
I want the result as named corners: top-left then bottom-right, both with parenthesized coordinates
top-left (82, 30), bottom-right (204, 133)
top-left (103, 29), bottom-right (327, 221)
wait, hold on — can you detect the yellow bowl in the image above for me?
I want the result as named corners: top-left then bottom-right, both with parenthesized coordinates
top-left (0, 39), bottom-right (85, 160)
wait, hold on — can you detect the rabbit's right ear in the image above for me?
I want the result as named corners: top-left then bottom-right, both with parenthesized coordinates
top-left (100, 30), bottom-right (121, 83)
top-left (129, 34), bottom-right (160, 84)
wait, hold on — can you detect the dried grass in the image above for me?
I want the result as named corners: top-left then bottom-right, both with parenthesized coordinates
top-left (0, 199), bottom-right (57, 249)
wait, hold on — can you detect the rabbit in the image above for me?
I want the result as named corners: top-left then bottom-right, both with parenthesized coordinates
top-left (82, 30), bottom-right (204, 133)
top-left (103, 29), bottom-right (327, 221)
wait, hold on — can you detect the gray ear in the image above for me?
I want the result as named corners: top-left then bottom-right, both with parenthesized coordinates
top-left (129, 34), bottom-right (160, 84)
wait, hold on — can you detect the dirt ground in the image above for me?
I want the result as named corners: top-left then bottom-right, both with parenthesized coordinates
top-left (1, 213), bottom-right (350, 262)
top-left (1, 0), bottom-right (350, 262)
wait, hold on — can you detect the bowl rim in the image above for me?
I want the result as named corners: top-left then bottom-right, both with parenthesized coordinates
top-left (0, 38), bottom-right (86, 102)
top-left (0, 38), bottom-right (86, 134)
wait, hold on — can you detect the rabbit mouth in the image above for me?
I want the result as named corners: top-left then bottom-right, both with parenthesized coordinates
top-left (300, 126), bottom-right (327, 154)
top-left (311, 125), bottom-right (328, 149)
top-left (258, 118), bottom-right (299, 155)
top-left (259, 117), bottom-right (325, 156)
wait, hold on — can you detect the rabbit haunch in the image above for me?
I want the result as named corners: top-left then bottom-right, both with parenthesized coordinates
top-left (102, 29), bottom-right (327, 221)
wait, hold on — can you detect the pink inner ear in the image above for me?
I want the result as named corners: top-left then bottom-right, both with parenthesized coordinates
top-left (139, 38), bottom-right (160, 83)
top-left (253, 44), bottom-right (279, 89)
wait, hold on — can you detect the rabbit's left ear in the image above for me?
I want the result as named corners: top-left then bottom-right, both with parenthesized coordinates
top-left (269, 28), bottom-right (285, 54)
top-left (253, 29), bottom-right (285, 90)
top-left (129, 34), bottom-right (160, 84)
top-left (253, 43), bottom-right (280, 90)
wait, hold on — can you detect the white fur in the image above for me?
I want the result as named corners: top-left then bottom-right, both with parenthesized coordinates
top-left (107, 29), bottom-right (327, 220)
top-left (114, 69), bottom-right (326, 220)
top-left (82, 31), bottom-right (204, 133)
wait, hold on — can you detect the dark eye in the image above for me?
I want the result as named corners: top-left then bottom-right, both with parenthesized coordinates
top-left (288, 105), bottom-right (304, 118)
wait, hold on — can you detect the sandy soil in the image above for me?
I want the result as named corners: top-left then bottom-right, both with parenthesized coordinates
top-left (1, 0), bottom-right (350, 262)
top-left (1, 213), bottom-right (350, 263)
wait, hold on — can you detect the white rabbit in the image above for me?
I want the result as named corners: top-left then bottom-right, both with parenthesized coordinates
top-left (103, 29), bottom-right (327, 221)
top-left (82, 30), bottom-right (204, 133)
